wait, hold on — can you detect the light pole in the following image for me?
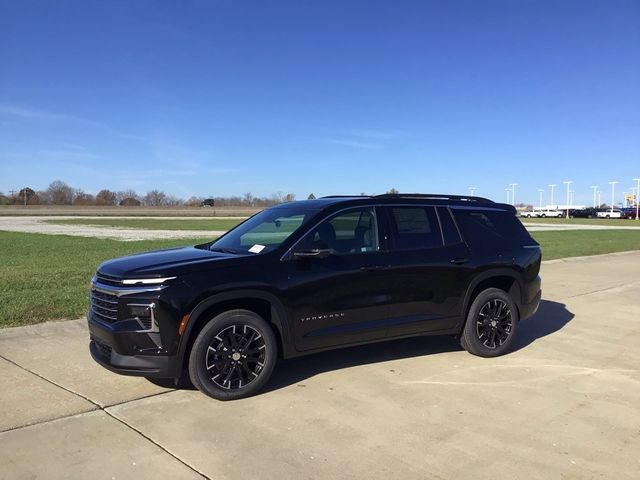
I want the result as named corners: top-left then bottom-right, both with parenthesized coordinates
top-left (590, 185), bottom-right (599, 208)
top-left (634, 178), bottom-right (640, 220)
top-left (537, 189), bottom-right (544, 209)
top-left (468, 186), bottom-right (476, 196)
top-left (597, 190), bottom-right (602, 207)
top-left (608, 181), bottom-right (618, 213)
top-left (548, 184), bottom-right (556, 208)
top-left (563, 180), bottom-right (573, 218)
top-left (509, 183), bottom-right (518, 206)
top-left (505, 188), bottom-right (511, 204)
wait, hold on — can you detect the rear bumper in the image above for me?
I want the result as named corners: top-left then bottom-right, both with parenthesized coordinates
top-left (519, 289), bottom-right (541, 321)
top-left (88, 312), bottom-right (181, 378)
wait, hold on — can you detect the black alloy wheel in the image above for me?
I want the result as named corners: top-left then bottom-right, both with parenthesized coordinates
top-left (475, 299), bottom-right (513, 349)
top-left (189, 309), bottom-right (277, 400)
top-left (460, 288), bottom-right (519, 357)
top-left (205, 324), bottom-right (266, 390)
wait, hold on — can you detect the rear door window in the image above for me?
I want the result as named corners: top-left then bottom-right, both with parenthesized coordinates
top-left (385, 206), bottom-right (443, 250)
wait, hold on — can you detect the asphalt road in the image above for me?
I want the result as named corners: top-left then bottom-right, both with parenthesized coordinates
top-left (1, 251), bottom-right (639, 479)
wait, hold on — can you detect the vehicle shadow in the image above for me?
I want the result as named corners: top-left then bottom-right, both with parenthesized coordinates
top-left (146, 299), bottom-right (573, 394)
top-left (511, 299), bottom-right (574, 351)
top-left (266, 299), bottom-right (574, 393)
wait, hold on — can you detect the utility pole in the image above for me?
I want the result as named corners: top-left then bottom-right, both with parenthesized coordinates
top-left (509, 183), bottom-right (518, 206)
top-left (23, 188), bottom-right (27, 207)
top-left (590, 185), bottom-right (599, 208)
top-left (597, 190), bottom-right (602, 207)
top-left (563, 180), bottom-right (573, 218)
top-left (548, 184), bottom-right (556, 208)
top-left (468, 186), bottom-right (476, 196)
top-left (505, 188), bottom-right (511, 204)
top-left (537, 189), bottom-right (544, 209)
top-left (608, 181), bottom-right (618, 213)
top-left (634, 178), bottom-right (640, 220)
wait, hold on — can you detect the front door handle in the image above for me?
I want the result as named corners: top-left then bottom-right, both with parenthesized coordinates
top-left (360, 265), bottom-right (385, 272)
top-left (450, 257), bottom-right (469, 265)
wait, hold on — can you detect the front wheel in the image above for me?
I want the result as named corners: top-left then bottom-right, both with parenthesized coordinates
top-left (460, 288), bottom-right (519, 357)
top-left (188, 309), bottom-right (277, 400)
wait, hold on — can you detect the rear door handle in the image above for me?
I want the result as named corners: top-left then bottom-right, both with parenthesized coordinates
top-left (450, 257), bottom-right (469, 265)
top-left (360, 265), bottom-right (385, 272)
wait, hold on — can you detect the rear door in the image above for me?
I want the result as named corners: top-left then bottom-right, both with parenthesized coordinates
top-left (379, 205), bottom-right (473, 336)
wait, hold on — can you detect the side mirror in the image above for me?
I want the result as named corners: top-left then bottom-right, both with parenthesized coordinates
top-left (293, 249), bottom-right (331, 259)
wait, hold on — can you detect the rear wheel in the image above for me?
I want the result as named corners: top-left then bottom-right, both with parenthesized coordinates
top-left (460, 288), bottom-right (519, 357)
top-left (188, 309), bottom-right (277, 400)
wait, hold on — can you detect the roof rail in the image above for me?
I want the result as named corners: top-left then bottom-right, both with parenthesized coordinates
top-left (320, 195), bottom-right (368, 199)
top-left (373, 193), bottom-right (494, 203)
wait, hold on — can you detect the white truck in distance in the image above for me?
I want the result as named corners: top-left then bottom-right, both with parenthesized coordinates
top-left (597, 209), bottom-right (623, 218)
top-left (521, 208), bottom-right (564, 218)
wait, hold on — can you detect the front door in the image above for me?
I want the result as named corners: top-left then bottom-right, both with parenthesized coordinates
top-left (283, 207), bottom-right (393, 351)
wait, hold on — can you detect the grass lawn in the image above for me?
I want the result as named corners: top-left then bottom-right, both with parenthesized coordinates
top-left (1, 229), bottom-right (640, 327)
top-left (43, 217), bottom-right (245, 231)
top-left (0, 232), bottom-right (211, 328)
top-left (520, 217), bottom-right (639, 227)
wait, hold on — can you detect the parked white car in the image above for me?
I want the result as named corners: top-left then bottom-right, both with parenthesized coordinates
top-left (521, 208), bottom-right (564, 218)
top-left (597, 209), bottom-right (623, 218)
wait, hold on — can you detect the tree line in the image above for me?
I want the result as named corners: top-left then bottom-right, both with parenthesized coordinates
top-left (0, 180), bottom-right (305, 207)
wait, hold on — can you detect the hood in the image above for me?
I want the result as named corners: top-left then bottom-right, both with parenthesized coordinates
top-left (97, 246), bottom-right (238, 278)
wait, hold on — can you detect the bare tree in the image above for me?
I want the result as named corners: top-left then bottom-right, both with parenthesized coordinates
top-left (47, 180), bottom-right (74, 205)
top-left (283, 193), bottom-right (296, 202)
top-left (96, 189), bottom-right (117, 206)
top-left (73, 190), bottom-right (96, 205)
top-left (116, 189), bottom-right (140, 204)
top-left (386, 188), bottom-right (399, 194)
top-left (243, 192), bottom-right (254, 206)
top-left (143, 190), bottom-right (168, 206)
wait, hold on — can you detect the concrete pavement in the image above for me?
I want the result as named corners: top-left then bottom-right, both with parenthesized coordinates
top-left (1, 252), bottom-right (639, 479)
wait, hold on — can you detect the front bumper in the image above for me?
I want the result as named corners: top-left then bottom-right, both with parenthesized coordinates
top-left (88, 313), bottom-right (181, 378)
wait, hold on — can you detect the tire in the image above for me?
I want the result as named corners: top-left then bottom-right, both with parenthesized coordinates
top-left (541, 214), bottom-right (546, 218)
top-left (460, 288), bottom-right (519, 357)
top-left (188, 309), bottom-right (277, 400)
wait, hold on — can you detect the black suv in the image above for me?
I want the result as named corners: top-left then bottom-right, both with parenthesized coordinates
top-left (88, 194), bottom-right (542, 400)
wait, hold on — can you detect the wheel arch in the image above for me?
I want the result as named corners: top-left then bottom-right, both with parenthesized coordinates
top-left (462, 270), bottom-right (524, 325)
top-left (177, 290), bottom-right (294, 372)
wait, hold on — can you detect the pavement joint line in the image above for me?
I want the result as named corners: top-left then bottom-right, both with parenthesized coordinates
top-left (0, 353), bottom-right (209, 479)
top-left (104, 408), bottom-right (211, 480)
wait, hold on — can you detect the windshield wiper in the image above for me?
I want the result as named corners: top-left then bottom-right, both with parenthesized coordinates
top-left (209, 247), bottom-right (239, 254)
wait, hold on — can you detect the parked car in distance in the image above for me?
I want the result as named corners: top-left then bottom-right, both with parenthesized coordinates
top-left (620, 208), bottom-right (637, 219)
top-left (199, 198), bottom-right (215, 207)
top-left (568, 208), bottom-right (598, 218)
top-left (88, 193), bottom-right (542, 400)
top-left (597, 209), bottom-right (623, 219)
top-left (521, 208), bottom-right (564, 218)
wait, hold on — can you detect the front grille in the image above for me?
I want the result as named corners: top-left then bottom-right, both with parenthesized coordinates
top-left (93, 339), bottom-right (112, 359)
top-left (96, 272), bottom-right (124, 287)
top-left (90, 289), bottom-right (119, 323)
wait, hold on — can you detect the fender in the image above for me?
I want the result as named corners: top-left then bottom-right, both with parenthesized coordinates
top-left (461, 268), bottom-right (524, 320)
top-left (176, 289), bottom-right (295, 366)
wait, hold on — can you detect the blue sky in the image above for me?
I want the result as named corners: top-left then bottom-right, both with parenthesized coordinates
top-left (1, 0), bottom-right (639, 205)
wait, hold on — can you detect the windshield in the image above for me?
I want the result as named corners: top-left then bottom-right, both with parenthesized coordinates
top-left (209, 205), bottom-right (319, 254)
